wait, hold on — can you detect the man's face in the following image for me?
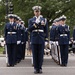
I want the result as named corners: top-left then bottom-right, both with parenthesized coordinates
top-left (60, 20), bottom-right (66, 25)
top-left (34, 10), bottom-right (41, 17)
top-left (55, 22), bottom-right (59, 26)
top-left (16, 20), bottom-right (19, 24)
top-left (9, 18), bottom-right (14, 22)
top-left (19, 21), bottom-right (21, 25)
top-left (56, 22), bottom-right (60, 26)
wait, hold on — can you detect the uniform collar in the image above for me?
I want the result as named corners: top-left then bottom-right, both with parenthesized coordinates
top-left (10, 22), bottom-right (14, 25)
top-left (62, 24), bottom-right (65, 26)
top-left (34, 15), bottom-right (43, 19)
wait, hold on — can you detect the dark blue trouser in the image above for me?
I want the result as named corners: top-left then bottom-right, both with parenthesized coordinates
top-left (7, 43), bottom-right (16, 65)
top-left (17, 44), bottom-right (22, 61)
top-left (60, 45), bottom-right (69, 65)
top-left (21, 43), bottom-right (26, 59)
top-left (32, 44), bottom-right (44, 70)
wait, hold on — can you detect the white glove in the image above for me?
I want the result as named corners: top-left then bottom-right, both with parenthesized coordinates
top-left (49, 41), bottom-right (53, 45)
top-left (55, 41), bottom-right (58, 45)
top-left (45, 42), bottom-right (48, 46)
top-left (73, 41), bottom-right (75, 43)
top-left (69, 41), bottom-right (71, 44)
top-left (17, 41), bottom-right (21, 44)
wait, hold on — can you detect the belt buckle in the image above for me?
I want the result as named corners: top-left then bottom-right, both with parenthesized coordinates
top-left (10, 32), bottom-right (12, 35)
top-left (37, 30), bottom-right (39, 32)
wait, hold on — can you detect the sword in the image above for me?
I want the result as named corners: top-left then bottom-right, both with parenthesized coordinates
top-left (55, 42), bottom-right (61, 65)
top-left (5, 44), bottom-right (8, 66)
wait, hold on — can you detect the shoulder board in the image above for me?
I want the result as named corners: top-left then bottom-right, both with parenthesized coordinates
top-left (44, 18), bottom-right (47, 25)
top-left (67, 25), bottom-right (70, 30)
top-left (49, 26), bottom-right (52, 29)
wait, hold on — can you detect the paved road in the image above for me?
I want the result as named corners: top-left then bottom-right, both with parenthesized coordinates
top-left (0, 54), bottom-right (75, 75)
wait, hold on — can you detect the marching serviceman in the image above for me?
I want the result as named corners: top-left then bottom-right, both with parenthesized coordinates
top-left (4, 14), bottom-right (17, 67)
top-left (49, 20), bottom-right (57, 58)
top-left (54, 18), bottom-right (61, 64)
top-left (16, 16), bottom-right (23, 63)
top-left (49, 18), bottom-right (60, 64)
top-left (21, 21), bottom-right (28, 60)
top-left (58, 15), bottom-right (70, 67)
top-left (28, 6), bottom-right (48, 74)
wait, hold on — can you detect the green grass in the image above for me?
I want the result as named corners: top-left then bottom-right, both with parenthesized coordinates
top-left (0, 47), bottom-right (4, 54)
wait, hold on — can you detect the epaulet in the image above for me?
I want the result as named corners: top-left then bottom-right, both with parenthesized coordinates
top-left (45, 18), bottom-right (47, 25)
top-left (67, 25), bottom-right (70, 31)
top-left (49, 26), bottom-right (52, 29)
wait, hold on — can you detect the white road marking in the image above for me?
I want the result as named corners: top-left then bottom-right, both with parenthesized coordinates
top-left (0, 67), bottom-right (75, 69)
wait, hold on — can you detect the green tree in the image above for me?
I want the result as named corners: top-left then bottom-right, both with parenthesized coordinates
top-left (0, 0), bottom-right (75, 36)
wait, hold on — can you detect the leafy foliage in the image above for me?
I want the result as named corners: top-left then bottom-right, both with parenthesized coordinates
top-left (0, 0), bottom-right (75, 36)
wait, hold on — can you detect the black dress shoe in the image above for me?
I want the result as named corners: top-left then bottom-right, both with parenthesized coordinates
top-left (60, 64), bottom-right (64, 67)
top-left (34, 70), bottom-right (39, 74)
top-left (64, 64), bottom-right (67, 67)
top-left (38, 69), bottom-right (43, 74)
top-left (17, 60), bottom-right (21, 63)
top-left (60, 64), bottom-right (67, 67)
top-left (7, 64), bottom-right (13, 67)
top-left (7, 64), bottom-right (11, 67)
top-left (11, 65), bottom-right (14, 67)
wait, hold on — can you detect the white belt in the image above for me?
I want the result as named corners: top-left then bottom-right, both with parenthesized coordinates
top-left (60, 34), bottom-right (67, 36)
top-left (32, 29), bottom-right (44, 32)
top-left (8, 32), bottom-right (16, 34)
top-left (73, 41), bottom-right (75, 43)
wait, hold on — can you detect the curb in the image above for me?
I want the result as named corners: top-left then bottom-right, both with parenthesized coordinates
top-left (0, 54), bottom-right (5, 57)
top-left (0, 54), bottom-right (32, 57)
